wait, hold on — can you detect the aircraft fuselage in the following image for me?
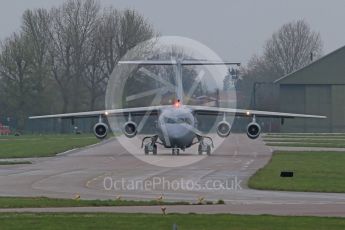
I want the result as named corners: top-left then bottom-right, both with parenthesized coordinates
top-left (157, 107), bottom-right (197, 150)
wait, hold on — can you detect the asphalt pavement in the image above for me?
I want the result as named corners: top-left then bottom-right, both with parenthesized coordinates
top-left (0, 134), bottom-right (344, 216)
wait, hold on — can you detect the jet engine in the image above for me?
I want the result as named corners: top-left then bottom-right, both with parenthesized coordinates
top-left (93, 122), bottom-right (108, 139)
top-left (217, 121), bottom-right (231, 137)
top-left (246, 122), bottom-right (261, 139)
top-left (123, 121), bottom-right (137, 138)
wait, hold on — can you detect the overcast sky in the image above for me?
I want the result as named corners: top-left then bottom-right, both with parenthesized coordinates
top-left (0, 0), bottom-right (344, 64)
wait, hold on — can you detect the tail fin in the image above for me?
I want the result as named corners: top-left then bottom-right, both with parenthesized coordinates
top-left (119, 59), bottom-right (241, 104)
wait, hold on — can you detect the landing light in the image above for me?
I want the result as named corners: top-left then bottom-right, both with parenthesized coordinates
top-left (105, 111), bottom-right (109, 116)
top-left (246, 111), bottom-right (250, 116)
top-left (174, 100), bottom-right (181, 108)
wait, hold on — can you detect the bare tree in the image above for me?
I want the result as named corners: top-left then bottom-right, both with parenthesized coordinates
top-left (21, 9), bottom-right (53, 113)
top-left (264, 19), bottom-right (323, 76)
top-left (99, 8), bottom-right (155, 77)
top-left (80, 8), bottom-right (155, 110)
top-left (237, 20), bottom-right (323, 110)
top-left (47, 0), bottom-right (100, 112)
top-left (0, 33), bottom-right (33, 129)
top-left (84, 24), bottom-right (107, 110)
top-left (48, 5), bottom-right (75, 113)
top-left (0, 0), bottom-right (157, 131)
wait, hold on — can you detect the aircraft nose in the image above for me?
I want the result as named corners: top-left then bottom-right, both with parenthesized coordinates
top-left (166, 124), bottom-right (191, 138)
top-left (160, 124), bottom-right (194, 148)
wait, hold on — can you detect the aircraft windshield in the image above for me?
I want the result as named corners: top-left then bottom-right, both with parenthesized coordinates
top-left (164, 117), bottom-right (192, 125)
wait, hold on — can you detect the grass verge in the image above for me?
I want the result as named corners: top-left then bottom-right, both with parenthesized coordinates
top-left (0, 134), bottom-right (100, 158)
top-left (0, 213), bottom-right (344, 230)
top-left (248, 151), bottom-right (345, 192)
top-left (263, 133), bottom-right (345, 148)
top-left (0, 161), bottom-right (31, 165)
top-left (264, 138), bottom-right (345, 143)
top-left (266, 142), bottom-right (345, 148)
top-left (0, 197), bottom-right (189, 209)
top-left (264, 133), bottom-right (345, 137)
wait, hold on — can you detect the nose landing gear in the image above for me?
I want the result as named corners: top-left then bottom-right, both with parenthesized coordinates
top-left (197, 136), bottom-right (213, 155)
top-left (172, 148), bottom-right (180, 155)
top-left (142, 135), bottom-right (159, 155)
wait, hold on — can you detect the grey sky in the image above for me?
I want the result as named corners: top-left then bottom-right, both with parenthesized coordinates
top-left (0, 0), bottom-right (344, 64)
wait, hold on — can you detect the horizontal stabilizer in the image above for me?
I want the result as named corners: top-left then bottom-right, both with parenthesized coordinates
top-left (119, 60), bottom-right (240, 66)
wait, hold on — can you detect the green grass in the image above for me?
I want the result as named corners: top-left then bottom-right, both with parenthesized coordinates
top-left (0, 213), bottom-right (344, 230)
top-left (0, 197), bottom-right (189, 209)
top-left (0, 134), bottom-right (100, 158)
top-left (263, 133), bottom-right (345, 140)
top-left (264, 138), bottom-right (345, 143)
top-left (249, 151), bottom-right (345, 192)
top-left (266, 142), bottom-right (345, 148)
top-left (0, 134), bottom-right (94, 139)
top-left (264, 136), bottom-right (345, 139)
top-left (264, 133), bottom-right (345, 137)
top-left (0, 161), bottom-right (31, 165)
top-left (263, 133), bottom-right (345, 148)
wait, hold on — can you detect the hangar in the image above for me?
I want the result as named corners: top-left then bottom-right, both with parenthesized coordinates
top-left (275, 46), bottom-right (345, 132)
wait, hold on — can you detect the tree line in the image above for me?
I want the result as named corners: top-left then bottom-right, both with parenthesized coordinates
top-left (0, 0), bottom-right (155, 130)
top-left (0, 1), bottom-right (324, 132)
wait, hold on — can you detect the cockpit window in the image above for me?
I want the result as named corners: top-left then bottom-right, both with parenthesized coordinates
top-left (164, 117), bottom-right (192, 125)
top-left (165, 117), bottom-right (176, 124)
top-left (176, 117), bottom-right (192, 125)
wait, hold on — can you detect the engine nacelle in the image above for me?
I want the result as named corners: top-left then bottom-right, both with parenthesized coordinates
top-left (246, 122), bottom-right (261, 139)
top-left (93, 122), bottom-right (108, 139)
top-left (123, 121), bottom-right (137, 138)
top-left (217, 121), bottom-right (231, 138)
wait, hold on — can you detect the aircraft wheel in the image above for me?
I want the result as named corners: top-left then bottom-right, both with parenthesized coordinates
top-left (198, 144), bottom-right (203, 155)
top-left (206, 145), bottom-right (211, 156)
top-left (172, 148), bottom-right (179, 155)
top-left (144, 145), bottom-right (149, 155)
top-left (152, 144), bottom-right (157, 155)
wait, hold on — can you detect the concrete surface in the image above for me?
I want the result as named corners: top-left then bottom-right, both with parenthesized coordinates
top-left (0, 134), bottom-right (344, 216)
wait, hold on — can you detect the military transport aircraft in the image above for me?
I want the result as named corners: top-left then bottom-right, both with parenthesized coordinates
top-left (29, 59), bottom-right (326, 155)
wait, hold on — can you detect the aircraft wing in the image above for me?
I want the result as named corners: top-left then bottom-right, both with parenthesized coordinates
top-left (29, 105), bottom-right (168, 119)
top-left (187, 105), bottom-right (326, 119)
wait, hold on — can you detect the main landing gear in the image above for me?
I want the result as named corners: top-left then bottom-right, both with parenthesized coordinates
top-left (141, 135), bottom-right (214, 156)
top-left (198, 143), bottom-right (211, 155)
top-left (197, 136), bottom-right (213, 156)
top-left (142, 135), bottom-right (158, 155)
top-left (144, 143), bottom-right (157, 155)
